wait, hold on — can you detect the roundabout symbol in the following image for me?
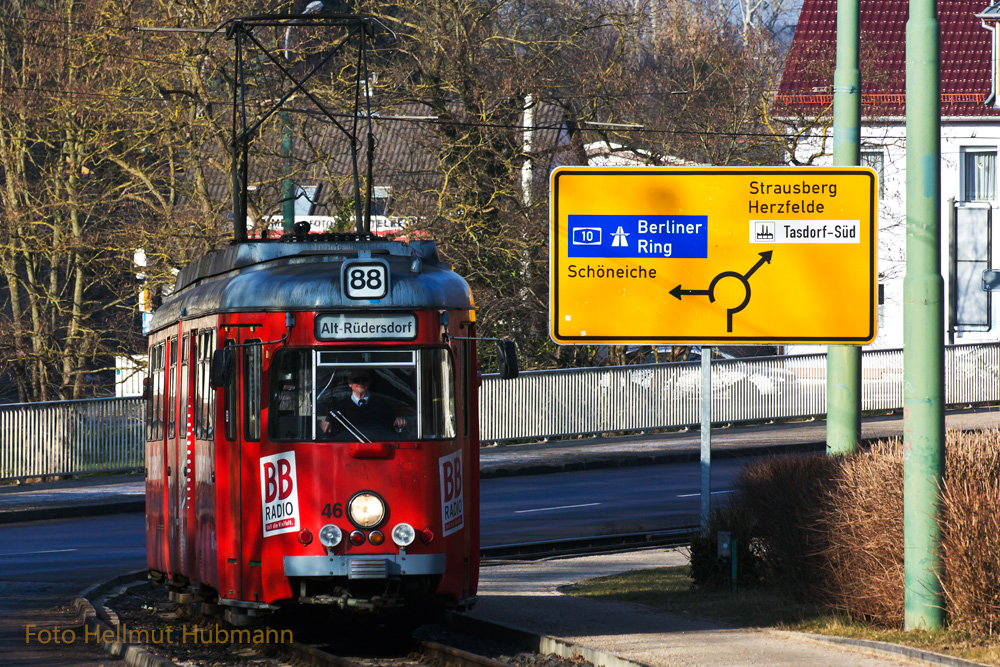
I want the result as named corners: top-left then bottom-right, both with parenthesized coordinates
top-left (669, 251), bottom-right (773, 333)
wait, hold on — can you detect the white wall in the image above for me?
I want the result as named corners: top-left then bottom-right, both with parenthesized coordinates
top-left (786, 118), bottom-right (1000, 355)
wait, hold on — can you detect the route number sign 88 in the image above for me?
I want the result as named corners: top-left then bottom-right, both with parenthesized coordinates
top-left (343, 261), bottom-right (389, 300)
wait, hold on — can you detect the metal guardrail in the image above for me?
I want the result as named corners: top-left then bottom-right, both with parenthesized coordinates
top-left (0, 396), bottom-right (144, 481)
top-left (479, 343), bottom-right (1000, 442)
top-left (3, 343), bottom-right (1000, 480)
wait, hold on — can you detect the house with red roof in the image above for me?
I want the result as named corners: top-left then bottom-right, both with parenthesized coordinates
top-left (778, 0), bottom-right (1000, 350)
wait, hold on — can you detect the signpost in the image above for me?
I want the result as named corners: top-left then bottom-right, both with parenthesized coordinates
top-left (550, 167), bottom-right (878, 345)
top-left (549, 165), bottom-right (878, 536)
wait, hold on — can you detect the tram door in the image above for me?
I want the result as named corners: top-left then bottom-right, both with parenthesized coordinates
top-left (146, 340), bottom-right (168, 573)
top-left (217, 329), bottom-right (264, 602)
top-left (460, 332), bottom-right (480, 597)
top-left (174, 333), bottom-right (196, 578)
top-left (218, 333), bottom-right (243, 601)
top-left (165, 335), bottom-right (180, 576)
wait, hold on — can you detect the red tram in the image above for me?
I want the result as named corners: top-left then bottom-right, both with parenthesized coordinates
top-left (144, 235), bottom-right (507, 620)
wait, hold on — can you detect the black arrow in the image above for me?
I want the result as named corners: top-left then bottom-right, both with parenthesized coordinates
top-left (743, 251), bottom-right (773, 281)
top-left (670, 285), bottom-right (710, 301)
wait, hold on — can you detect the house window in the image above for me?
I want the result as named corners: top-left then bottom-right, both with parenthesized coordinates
top-left (860, 149), bottom-right (884, 197)
top-left (294, 185), bottom-right (318, 217)
top-left (963, 148), bottom-right (997, 201)
top-left (372, 186), bottom-right (391, 217)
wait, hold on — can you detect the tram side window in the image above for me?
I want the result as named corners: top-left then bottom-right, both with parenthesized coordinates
top-left (168, 337), bottom-right (177, 439)
top-left (269, 348), bottom-right (312, 441)
top-left (422, 348), bottom-right (457, 440)
top-left (146, 343), bottom-right (165, 441)
top-left (244, 340), bottom-right (262, 441)
top-left (224, 340), bottom-right (237, 441)
top-left (195, 331), bottom-right (215, 440)
top-left (461, 340), bottom-right (473, 438)
top-left (180, 333), bottom-right (190, 438)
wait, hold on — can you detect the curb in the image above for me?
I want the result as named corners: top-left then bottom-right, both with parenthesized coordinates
top-left (0, 499), bottom-right (145, 524)
top-left (777, 631), bottom-right (994, 667)
top-left (452, 613), bottom-right (650, 667)
top-left (73, 570), bottom-right (181, 667)
top-left (480, 440), bottom-right (826, 478)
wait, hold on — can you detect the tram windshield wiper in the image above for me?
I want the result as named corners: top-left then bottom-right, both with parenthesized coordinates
top-left (329, 410), bottom-right (371, 443)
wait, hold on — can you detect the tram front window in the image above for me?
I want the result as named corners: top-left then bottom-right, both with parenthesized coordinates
top-left (316, 364), bottom-right (416, 442)
top-left (269, 348), bottom-right (454, 442)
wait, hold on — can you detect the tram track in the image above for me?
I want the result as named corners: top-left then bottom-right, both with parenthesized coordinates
top-left (71, 534), bottom-right (686, 667)
top-left (82, 575), bottom-right (605, 667)
top-left (271, 633), bottom-right (525, 667)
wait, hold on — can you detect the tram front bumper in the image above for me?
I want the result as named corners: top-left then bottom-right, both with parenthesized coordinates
top-left (284, 553), bottom-right (446, 579)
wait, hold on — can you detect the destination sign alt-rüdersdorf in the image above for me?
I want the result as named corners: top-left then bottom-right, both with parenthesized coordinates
top-left (549, 167), bottom-right (877, 345)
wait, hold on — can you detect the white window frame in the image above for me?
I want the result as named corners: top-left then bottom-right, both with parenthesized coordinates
top-left (961, 147), bottom-right (998, 202)
top-left (860, 149), bottom-right (884, 198)
top-left (294, 184), bottom-right (319, 217)
top-left (372, 185), bottom-right (392, 217)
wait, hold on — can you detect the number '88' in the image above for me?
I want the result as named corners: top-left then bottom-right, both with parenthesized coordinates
top-left (349, 268), bottom-right (383, 291)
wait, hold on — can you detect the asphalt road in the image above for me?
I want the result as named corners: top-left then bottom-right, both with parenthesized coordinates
top-left (0, 513), bottom-right (145, 665)
top-left (480, 457), bottom-right (753, 545)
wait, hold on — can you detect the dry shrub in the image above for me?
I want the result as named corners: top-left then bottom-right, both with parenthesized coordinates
top-left (941, 429), bottom-right (1000, 634)
top-left (690, 454), bottom-right (838, 593)
top-left (818, 439), bottom-right (904, 626)
top-left (734, 454), bottom-right (839, 595)
top-left (695, 431), bottom-right (1000, 633)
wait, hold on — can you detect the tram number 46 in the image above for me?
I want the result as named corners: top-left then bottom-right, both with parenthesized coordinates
top-left (344, 261), bottom-right (388, 300)
top-left (321, 503), bottom-right (344, 518)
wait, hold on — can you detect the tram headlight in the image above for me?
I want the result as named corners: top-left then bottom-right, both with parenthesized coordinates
top-left (392, 523), bottom-right (416, 547)
top-left (347, 491), bottom-right (386, 528)
top-left (318, 524), bottom-right (342, 547)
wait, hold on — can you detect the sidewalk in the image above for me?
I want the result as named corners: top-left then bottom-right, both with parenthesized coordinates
top-left (468, 549), bottom-right (980, 667)
top-left (1, 404), bottom-right (998, 523)
top-left (0, 472), bottom-right (144, 523)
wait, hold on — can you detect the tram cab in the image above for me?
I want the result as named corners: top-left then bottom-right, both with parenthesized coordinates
top-left (144, 235), bottom-right (505, 619)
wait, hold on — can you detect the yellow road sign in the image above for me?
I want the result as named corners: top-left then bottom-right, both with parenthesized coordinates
top-left (549, 166), bottom-right (877, 345)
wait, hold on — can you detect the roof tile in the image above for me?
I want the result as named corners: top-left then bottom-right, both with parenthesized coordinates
top-left (779, 0), bottom-right (1000, 116)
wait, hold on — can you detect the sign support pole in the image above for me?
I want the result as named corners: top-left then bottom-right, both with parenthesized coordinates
top-left (827, 0), bottom-right (862, 456)
top-left (700, 347), bottom-right (712, 536)
top-left (904, 0), bottom-right (944, 631)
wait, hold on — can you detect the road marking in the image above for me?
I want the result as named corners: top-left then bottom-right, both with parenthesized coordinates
top-left (0, 548), bottom-right (79, 556)
top-left (676, 491), bottom-right (734, 498)
top-left (515, 502), bottom-right (601, 514)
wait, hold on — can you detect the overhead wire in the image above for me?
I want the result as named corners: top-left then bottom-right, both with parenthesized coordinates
top-left (1, 81), bottom-right (991, 142)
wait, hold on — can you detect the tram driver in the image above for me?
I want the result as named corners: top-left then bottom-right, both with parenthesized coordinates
top-left (319, 370), bottom-right (407, 441)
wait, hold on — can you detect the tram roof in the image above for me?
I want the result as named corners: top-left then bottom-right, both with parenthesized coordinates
top-left (149, 237), bottom-right (473, 332)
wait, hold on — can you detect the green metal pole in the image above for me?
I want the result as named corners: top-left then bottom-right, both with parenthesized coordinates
top-left (827, 0), bottom-right (862, 456)
top-left (282, 108), bottom-right (295, 234)
top-left (904, 0), bottom-right (945, 631)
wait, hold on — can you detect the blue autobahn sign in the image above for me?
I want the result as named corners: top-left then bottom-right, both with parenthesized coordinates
top-left (567, 214), bottom-right (709, 259)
